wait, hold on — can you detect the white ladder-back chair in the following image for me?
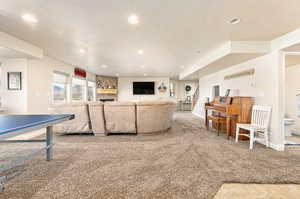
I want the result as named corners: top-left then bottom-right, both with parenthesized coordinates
top-left (235, 105), bottom-right (272, 149)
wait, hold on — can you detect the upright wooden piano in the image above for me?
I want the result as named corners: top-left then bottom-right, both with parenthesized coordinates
top-left (205, 96), bottom-right (253, 139)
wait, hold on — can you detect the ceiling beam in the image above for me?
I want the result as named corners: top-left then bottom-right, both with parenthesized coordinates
top-left (0, 31), bottom-right (43, 59)
top-left (271, 27), bottom-right (300, 51)
top-left (179, 41), bottom-right (270, 80)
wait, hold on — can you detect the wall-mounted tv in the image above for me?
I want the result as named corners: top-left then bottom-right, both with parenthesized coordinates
top-left (133, 82), bottom-right (155, 95)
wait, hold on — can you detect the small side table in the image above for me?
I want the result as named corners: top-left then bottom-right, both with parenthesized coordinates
top-left (181, 102), bottom-right (192, 111)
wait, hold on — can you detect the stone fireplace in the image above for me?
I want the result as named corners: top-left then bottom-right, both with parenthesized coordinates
top-left (96, 75), bottom-right (118, 101)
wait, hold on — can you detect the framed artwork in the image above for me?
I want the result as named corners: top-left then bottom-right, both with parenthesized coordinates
top-left (8, 72), bottom-right (22, 90)
top-left (225, 89), bottom-right (231, 97)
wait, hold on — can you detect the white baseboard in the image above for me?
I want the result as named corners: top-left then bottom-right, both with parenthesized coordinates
top-left (255, 139), bottom-right (284, 151)
top-left (269, 142), bottom-right (285, 151)
top-left (192, 112), bottom-right (205, 119)
top-left (192, 112), bottom-right (285, 151)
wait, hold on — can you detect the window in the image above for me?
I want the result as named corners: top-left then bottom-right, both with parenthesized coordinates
top-left (53, 72), bottom-right (69, 102)
top-left (87, 81), bottom-right (96, 101)
top-left (170, 82), bottom-right (175, 97)
top-left (72, 77), bottom-right (86, 101)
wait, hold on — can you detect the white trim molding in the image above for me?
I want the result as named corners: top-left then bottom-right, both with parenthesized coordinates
top-left (0, 31), bottom-right (43, 58)
top-left (250, 138), bottom-right (285, 151)
top-left (179, 41), bottom-right (270, 80)
top-left (269, 142), bottom-right (285, 151)
top-left (192, 112), bottom-right (205, 119)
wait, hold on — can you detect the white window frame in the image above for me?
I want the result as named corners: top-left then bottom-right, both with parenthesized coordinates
top-left (87, 80), bottom-right (96, 102)
top-left (170, 82), bottom-right (175, 97)
top-left (71, 76), bottom-right (87, 102)
top-left (52, 71), bottom-right (70, 103)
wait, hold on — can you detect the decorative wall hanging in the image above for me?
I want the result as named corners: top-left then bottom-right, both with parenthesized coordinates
top-left (224, 69), bottom-right (255, 80)
top-left (8, 72), bottom-right (22, 90)
top-left (185, 85), bottom-right (192, 92)
top-left (158, 82), bottom-right (167, 93)
top-left (74, 68), bottom-right (86, 78)
top-left (96, 80), bottom-right (116, 89)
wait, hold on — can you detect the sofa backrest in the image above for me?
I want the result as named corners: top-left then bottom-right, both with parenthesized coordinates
top-left (49, 100), bottom-right (176, 134)
top-left (49, 102), bottom-right (91, 133)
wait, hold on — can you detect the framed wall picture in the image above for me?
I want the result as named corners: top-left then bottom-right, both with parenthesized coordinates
top-left (8, 72), bottom-right (22, 90)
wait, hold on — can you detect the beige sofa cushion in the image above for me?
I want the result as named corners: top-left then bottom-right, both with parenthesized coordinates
top-left (136, 101), bottom-right (176, 133)
top-left (88, 102), bottom-right (105, 135)
top-left (49, 102), bottom-right (91, 133)
top-left (136, 100), bottom-right (176, 106)
top-left (104, 101), bottom-right (136, 133)
top-left (105, 101), bottom-right (136, 106)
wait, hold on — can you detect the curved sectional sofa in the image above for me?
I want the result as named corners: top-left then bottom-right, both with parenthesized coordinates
top-left (48, 102), bottom-right (91, 134)
top-left (49, 100), bottom-right (176, 135)
top-left (136, 101), bottom-right (175, 134)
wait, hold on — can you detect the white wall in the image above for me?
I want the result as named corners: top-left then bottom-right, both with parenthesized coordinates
top-left (27, 56), bottom-right (96, 114)
top-left (0, 58), bottom-right (28, 113)
top-left (0, 56), bottom-right (96, 114)
top-left (193, 51), bottom-right (285, 150)
top-left (170, 80), bottom-right (198, 101)
top-left (0, 32), bottom-right (97, 114)
top-left (285, 64), bottom-right (300, 129)
top-left (118, 77), bottom-right (170, 101)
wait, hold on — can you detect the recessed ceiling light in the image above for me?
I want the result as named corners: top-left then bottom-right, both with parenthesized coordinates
top-left (21, 14), bottom-right (38, 23)
top-left (128, 14), bottom-right (139, 25)
top-left (138, 49), bottom-right (144, 55)
top-left (101, 64), bottom-right (108, 68)
top-left (228, 18), bottom-right (241, 25)
top-left (116, 73), bottom-right (119, 76)
top-left (143, 73), bottom-right (147, 76)
top-left (79, 48), bottom-right (86, 54)
top-left (140, 65), bottom-right (145, 68)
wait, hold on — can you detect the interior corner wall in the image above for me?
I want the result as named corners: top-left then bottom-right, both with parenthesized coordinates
top-left (285, 64), bottom-right (300, 129)
top-left (0, 58), bottom-right (28, 113)
top-left (193, 51), bottom-right (285, 150)
top-left (170, 80), bottom-right (198, 101)
top-left (118, 77), bottom-right (170, 101)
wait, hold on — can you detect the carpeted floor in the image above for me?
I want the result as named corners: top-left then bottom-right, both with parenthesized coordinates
top-left (1, 113), bottom-right (300, 199)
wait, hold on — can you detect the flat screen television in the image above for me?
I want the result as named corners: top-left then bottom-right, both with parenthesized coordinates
top-left (133, 82), bottom-right (155, 95)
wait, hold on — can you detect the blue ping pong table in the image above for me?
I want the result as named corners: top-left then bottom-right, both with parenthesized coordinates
top-left (0, 114), bottom-right (74, 191)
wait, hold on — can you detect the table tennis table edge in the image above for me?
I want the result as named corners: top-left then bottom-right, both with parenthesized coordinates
top-left (0, 114), bottom-right (74, 192)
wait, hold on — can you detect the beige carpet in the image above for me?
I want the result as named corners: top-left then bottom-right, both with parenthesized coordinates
top-left (1, 114), bottom-right (300, 199)
top-left (214, 184), bottom-right (300, 199)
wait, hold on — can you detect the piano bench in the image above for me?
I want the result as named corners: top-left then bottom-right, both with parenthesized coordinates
top-left (207, 115), bottom-right (227, 136)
